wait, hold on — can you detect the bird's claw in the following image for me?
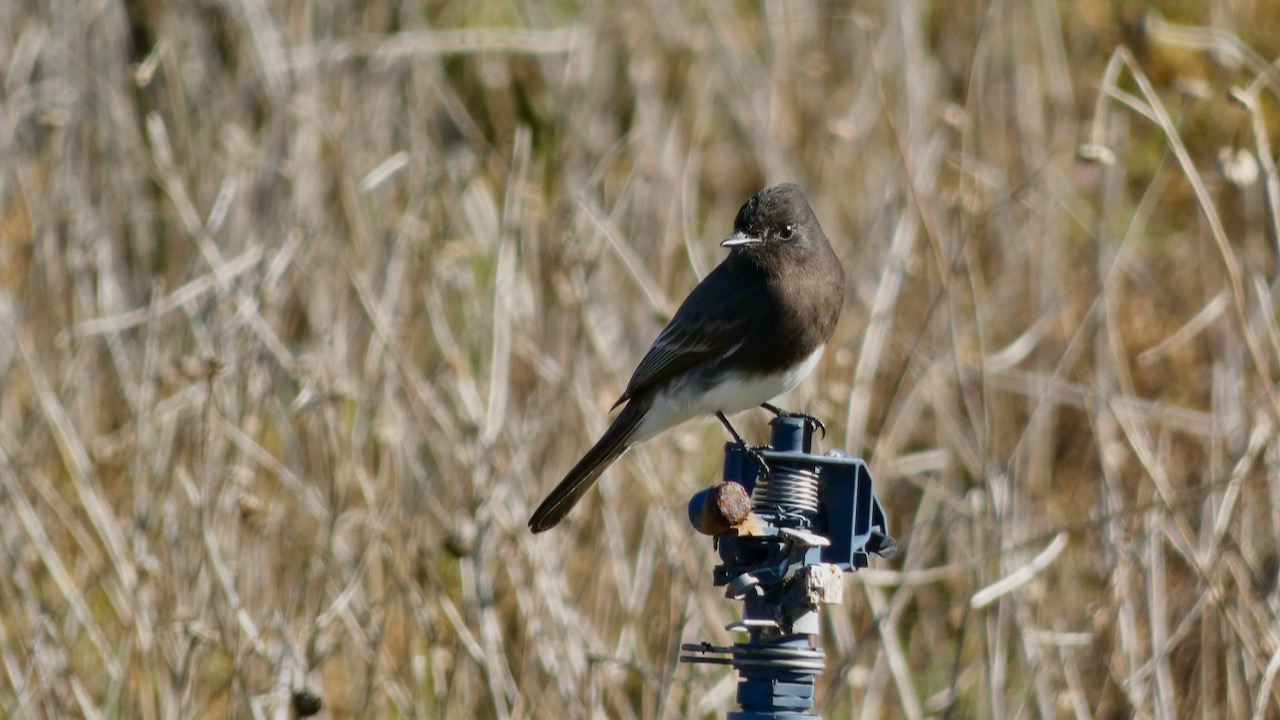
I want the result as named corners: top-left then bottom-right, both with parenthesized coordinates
top-left (760, 403), bottom-right (827, 439)
top-left (782, 411), bottom-right (827, 439)
top-left (743, 444), bottom-right (771, 477)
top-left (802, 413), bottom-right (827, 439)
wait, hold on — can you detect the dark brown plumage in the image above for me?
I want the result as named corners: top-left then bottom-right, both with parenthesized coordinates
top-left (529, 183), bottom-right (844, 533)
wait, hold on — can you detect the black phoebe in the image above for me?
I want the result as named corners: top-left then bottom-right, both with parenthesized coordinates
top-left (529, 183), bottom-right (844, 533)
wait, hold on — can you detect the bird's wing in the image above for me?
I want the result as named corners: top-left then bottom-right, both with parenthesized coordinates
top-left (613, 261), bottom-right (758, 408)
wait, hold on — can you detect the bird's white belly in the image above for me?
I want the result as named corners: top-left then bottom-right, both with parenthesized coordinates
top-left (632, 344), bottom-right (825, 443)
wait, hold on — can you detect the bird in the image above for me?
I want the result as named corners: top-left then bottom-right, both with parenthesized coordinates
top-left (528, 182), bottom-right (845, 533)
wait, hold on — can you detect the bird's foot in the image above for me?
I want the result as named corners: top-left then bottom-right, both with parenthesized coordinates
top-left (743, 444), bottom-right (771, 477)
top-left (760, 403), bottom-right (827, 439)
top-left (717, 411), bottom-right (772, 476)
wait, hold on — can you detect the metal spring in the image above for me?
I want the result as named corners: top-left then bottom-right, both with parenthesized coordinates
top-left (752, 463), bottom-right (820, 516)
top-left (732, 642), bottom-right (826, 671)
top-left (680, 642), bottom-right (825, 672)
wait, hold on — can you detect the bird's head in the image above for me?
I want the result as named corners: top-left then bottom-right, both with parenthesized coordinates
top-left (721, 182), bottom-right (819, 256)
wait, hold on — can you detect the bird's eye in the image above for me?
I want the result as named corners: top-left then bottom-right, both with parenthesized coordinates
top-left (779, 224), bottom-right (794, 240)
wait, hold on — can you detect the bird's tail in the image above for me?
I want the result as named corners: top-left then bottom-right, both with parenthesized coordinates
top-left (528, 398), bottom-right (649, 533)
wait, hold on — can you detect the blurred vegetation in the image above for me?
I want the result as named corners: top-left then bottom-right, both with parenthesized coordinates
top-left (3, 0), bottom-right (1280, 718)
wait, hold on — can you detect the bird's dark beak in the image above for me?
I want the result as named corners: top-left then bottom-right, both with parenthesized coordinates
top-left (721, 231), bottom-right (761, 248)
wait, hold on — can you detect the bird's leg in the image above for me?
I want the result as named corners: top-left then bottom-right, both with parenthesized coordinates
top-left (760, 402), bottom-right (826, 439)
top-left (716, 411), bottom-right (770, 475)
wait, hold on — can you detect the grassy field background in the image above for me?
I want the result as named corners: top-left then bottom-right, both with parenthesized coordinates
top-left (4, 0), bottom-right (1280, 717)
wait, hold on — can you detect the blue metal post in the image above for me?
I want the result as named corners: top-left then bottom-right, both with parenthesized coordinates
top-left (682, 417), bottom-right (894, 719)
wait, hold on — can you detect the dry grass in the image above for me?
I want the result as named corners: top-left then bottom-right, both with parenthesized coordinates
top-left (3, 0), bottom-right (1280, 718)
